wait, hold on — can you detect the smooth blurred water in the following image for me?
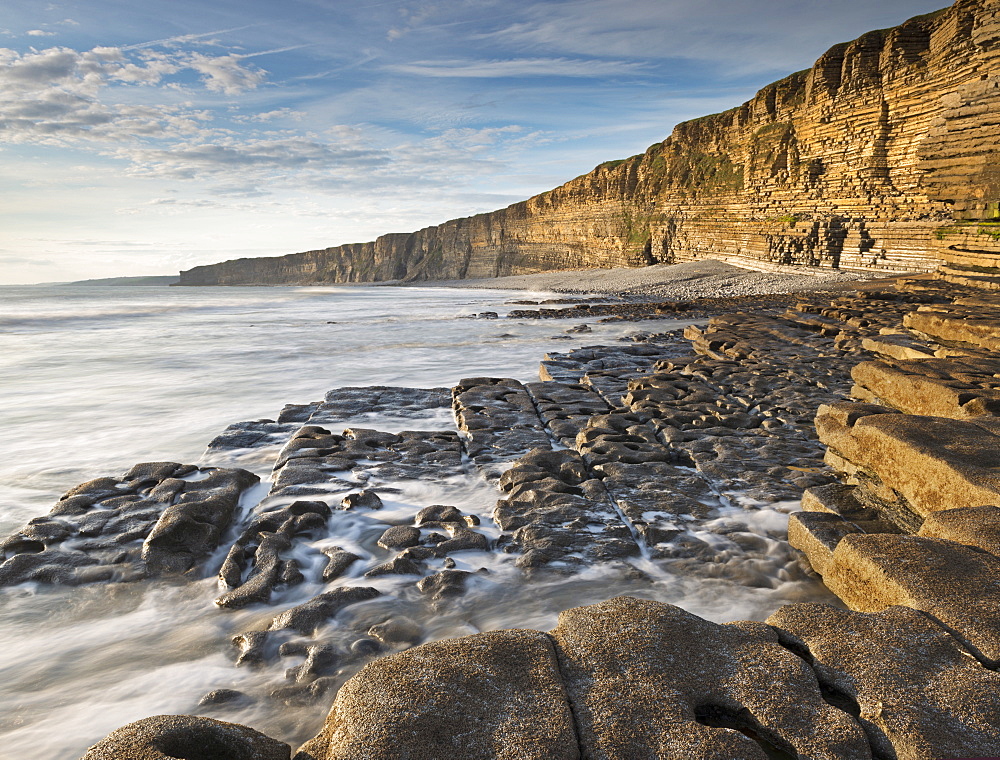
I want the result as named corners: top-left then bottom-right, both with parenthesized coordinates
top-left (0, 283), bottom-right (650, 530)
top-left (0, 284), bottom-right (832, 758)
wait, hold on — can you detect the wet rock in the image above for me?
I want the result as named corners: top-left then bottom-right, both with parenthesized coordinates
top-left (363, 556), bottom-right (422, 578)
top-left (285, 644), bottom-right (338, 684)
top-left (368, 618), bottom-right (423, 646)
top-left (267, 586), bottom-right (381, 637)
top-left (232, 631), bottom-right (269, 667)
top-left (307, 386), bottom-right (451, 425)
top-left (207, 420), bottom-right (296, 452)
top-left (350, 637), bottom-right (381, 656)
top-left (452, 377), bottom-right (552, 478)
top-left (414, 504), bottom-right (476, 527)
top-left (198, 689), bottom-right (249, 707)
top-left (376, 525), bottom-right (421, 550)
top-left (416, 569), bottom-right (473, 599)
top-left (432, 527), bottom-right (489, 555)
top-left (320, 547), bottom-right (361, 582)
top-left (141, 468), bottom-right (260, 576)
top-left (340, 490), bottom-right (383, 511)
top-left (296, 629), bottom-right (577, 760)
top-left (0, 463), bottom-right (258, 588)
top-left (82, 715), bottom-right (290, 760)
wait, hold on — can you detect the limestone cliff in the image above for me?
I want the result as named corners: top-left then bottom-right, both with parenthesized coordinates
top-left (178, 0), bottom-right (1000, 287)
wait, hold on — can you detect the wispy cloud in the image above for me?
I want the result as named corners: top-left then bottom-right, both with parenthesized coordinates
top-left (121, 25), bottom-right (260, 51)
top-left (386, 57), bottom-right (648, 79)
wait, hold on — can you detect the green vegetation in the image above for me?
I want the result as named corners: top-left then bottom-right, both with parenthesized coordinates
top-left (598, 159), bottom-right (628, 171)
top-left (935, 220), bottom-right (1000, 241)
top-left (766, 214), bottom-right (799, 226)
top-left (907, 8), bottom-right (948, 24)
top-left (754, 122), bottom-right (793, 138)
top-left (673, 148), bottom-right (744, 194)
top-left (617, 199), bottom-right (662, 260)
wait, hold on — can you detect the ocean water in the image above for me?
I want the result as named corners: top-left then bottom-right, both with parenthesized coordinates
top-left (0, 284), bottom-right (831, 758)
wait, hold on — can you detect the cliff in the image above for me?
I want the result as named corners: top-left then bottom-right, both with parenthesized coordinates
top-left (178, 0), bottom-right (1000, 287)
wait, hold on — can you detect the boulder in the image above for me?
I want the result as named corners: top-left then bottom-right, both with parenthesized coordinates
top-left (769, 603), bottom-right (1000, 760)
top-left (296, 629), bottom-right (578, 760)
top-left (81, 715), bottom-right (289, 760)
top-left (550, 596), bottom-right (871, 759)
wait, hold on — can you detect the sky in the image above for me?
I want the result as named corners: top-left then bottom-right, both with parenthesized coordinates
top-left (0, 0), bottom-right (949, 284)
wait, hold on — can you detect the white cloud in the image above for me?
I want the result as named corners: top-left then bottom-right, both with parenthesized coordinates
top-left (186, 53), bottom-right (265, 94)
top-left (26, 30), bottom-right (56, 37)
top-left (0, 45), bottom-right (265, 146)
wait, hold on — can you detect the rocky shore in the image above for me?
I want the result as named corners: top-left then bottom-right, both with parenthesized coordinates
top-left (7, 258), bottom-right (1000, 758)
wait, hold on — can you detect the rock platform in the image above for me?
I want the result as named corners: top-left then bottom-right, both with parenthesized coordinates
top-left (10, 269), bottom-right (1000, 757)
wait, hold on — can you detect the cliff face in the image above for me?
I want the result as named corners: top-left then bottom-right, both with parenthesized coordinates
top-left (179, 0), bottom-right (1000, 286)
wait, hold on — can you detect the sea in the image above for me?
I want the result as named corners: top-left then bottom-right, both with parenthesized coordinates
top-left (0, 284), bottom-right (831, 758)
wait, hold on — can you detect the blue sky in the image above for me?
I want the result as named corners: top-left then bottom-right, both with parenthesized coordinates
top-left (0, 0), bottom-right (948, 283)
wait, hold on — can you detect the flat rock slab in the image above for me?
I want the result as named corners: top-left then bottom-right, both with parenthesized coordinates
top-left (905, 308), bottom-right (1000, 351)
top-left (816, 403), bottom-right (1000, 517)
top-left (824, 533), bottom-right (1000, 661)
top-left (82, 715), bottom-right (290, 760)
top-left (851, 358), bottom-right (1000, 419)
top-left (494, 448), bottom-right (640, 568)
top-left (296, 629), bottom-right (579, 760)
top-left (524, 380), bottom-right (611, 448)
top-left (452, 377), bottom-right (552, 479)
top-left (307, 386), bottom-right (452, 425)
top-left (769, 603), bottom-right (1000, 760)
top-left (270, 425), bottom-right (463, 498)
top-left (917, 504), bottom-right (1000, 556)
top-left (550, 596), bottom-right (871, 760)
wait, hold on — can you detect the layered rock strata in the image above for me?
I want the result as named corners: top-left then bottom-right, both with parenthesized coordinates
top-left (179, 0), bottom-right (1000, 288)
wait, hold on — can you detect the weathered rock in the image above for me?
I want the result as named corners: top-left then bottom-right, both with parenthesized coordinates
top-left (295, 630), bottom-right (578, 760)
top-left (769, 603), bottom-right (1000, 760)
top-left (817, 403), bottom-right (1000, 517)
top-left (788, 511), bottom-right (863, 575)
top-left (822, 533), bottom-right (1000, 661)
top-left (82, 715), bottom-right (289, 760)
top-left (0, 464), bottom-right (258, 587)
top-left (320, 547), bottom-right (361, 582)
top-left (550, 596), bottom-right (871, 759)
top-left (416, 569), bottom-right (473, 599)
top-left (141, 468), bottom-right (260, 575)
top-left (216, 500), bottom-right (331, 608)
top-left (363, 556), bottom-right (422, 578)
top-left (452, 377), bottom-right (552, 478)
top-left (198, 689), bottom-right (249, 707)
top-left (917, 505), bottom-right (1000, 557)
top-left (851, 357), bottom-right (1000, 419)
